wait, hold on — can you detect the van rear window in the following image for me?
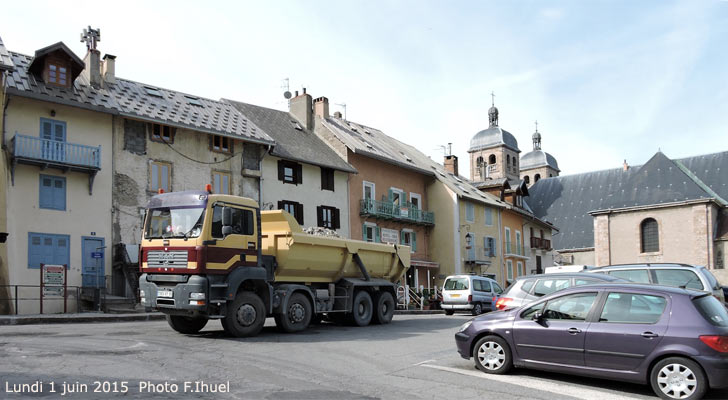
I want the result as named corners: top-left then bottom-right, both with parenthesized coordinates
top-left (693, 295), bottom-right (728, 327)
top-left (444, 278), bottom-right (469, 290)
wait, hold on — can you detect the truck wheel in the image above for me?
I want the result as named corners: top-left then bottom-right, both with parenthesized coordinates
top-left (372, 291), bottom-right (395, 324)
top-left (350, 290), bottom-right (373, 326)
top-left (166, 315), bottom-right (208, 334)
top-left (221, 292), bottom-right (266, 338)
top-left (274, 292), bottom-right (312, 333)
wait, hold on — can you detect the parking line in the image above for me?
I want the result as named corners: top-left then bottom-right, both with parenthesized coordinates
top-left (419, 364), bottom-right (642, 400)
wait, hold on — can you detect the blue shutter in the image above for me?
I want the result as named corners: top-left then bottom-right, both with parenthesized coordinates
top-left (53, 177), bottom-right (66, 210)
top-left (412, 232), bottom-right (417, 252)
top-left (362, 224), bottom-right (368, 241)
top-left (400, 231), bottom-right (405, 245)
top-left (39, 175), bottom-right (53, 209)
top-left (375, 227), bottom-right (381, 243)
top-left (28, 234), bottom-right (43, 268)
top-left (55, 235), bottom-right (70, 268)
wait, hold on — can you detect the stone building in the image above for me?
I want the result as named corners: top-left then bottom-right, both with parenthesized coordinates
top-left (528, 151), bottom-right (728, 283)
top-left (520, 124), bottom-right (560, 186)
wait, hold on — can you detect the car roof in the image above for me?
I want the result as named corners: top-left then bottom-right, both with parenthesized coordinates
top-left (513, 272), bottom-right (623, 282)
top-left (558, 282), bottom-right (707, 297)
top-left (590, 263), bottom-right (703, 271)
top-left (445, 275), bottom-right (497, 281)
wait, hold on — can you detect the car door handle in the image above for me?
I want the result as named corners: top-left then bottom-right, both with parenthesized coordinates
top-left (642, 332), bottom-right (659, 338)
top-left (567, 328), bottom-right (582, 335)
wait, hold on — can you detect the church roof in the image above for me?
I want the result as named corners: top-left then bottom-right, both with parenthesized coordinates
top-left (527, 151), bottom-right (728, 251)
top-left (521, 149), bottom-right (560, 171)
top-left (468, 126), bottom-right (520, 153)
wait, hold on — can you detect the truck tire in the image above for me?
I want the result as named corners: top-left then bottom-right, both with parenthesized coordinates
top-left (372, 291), bottom-right (395, 324)
top-left (350, 290), bottom-right (373, 326)
top-left (221, 291), bottom-right (266, 338)
top-left (274, 292), bottom-right (312, 333)
top-left (166, 315), bottom-right (208, 334)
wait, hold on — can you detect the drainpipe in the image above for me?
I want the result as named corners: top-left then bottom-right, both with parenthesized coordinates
top-left (497, 209), bottom-right (503, 286)
top-left (706, 205), bottom-right (712, 269)
top-left (2, 95), bottom-right (9, 150)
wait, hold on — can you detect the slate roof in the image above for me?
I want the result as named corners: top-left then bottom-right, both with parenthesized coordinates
top-left (468, 126), bottom-right (520, 153)
top-left (528, 151), bottom-right (728, 250)
top-left (4, 47), bottom-right (274, 145)
top-left (0, 36), bottom-right (15, 71)
top-left (521, 149), bottom-right (560, 171)
top-left (223, 100), bottom-right (356, 173)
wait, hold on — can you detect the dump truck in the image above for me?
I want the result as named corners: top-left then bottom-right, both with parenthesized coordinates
top-left (138, 190), bottom-right (409, 337)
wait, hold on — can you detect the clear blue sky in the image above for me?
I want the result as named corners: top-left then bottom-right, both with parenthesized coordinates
top-left (4, 0), bottom-right (728, 178)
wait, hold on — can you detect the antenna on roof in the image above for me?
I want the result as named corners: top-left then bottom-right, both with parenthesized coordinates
top-left (282, 78), bottom-right (291, 99)
top-left (335, 103), bottom-right (347, 120)
top-left (80, 26), bottom-right (101, 51)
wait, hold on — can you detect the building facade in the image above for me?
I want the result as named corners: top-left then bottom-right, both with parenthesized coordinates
top-left (519, 124), bottom-right (560, 186)
top-left (0, 36), bottom-right (15, 314)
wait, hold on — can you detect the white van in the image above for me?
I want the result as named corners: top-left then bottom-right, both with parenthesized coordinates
top-left (441, 275), bottom-right (503, 315)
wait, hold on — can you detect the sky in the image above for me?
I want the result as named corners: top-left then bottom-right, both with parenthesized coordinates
top-left (3, 0), bottom-right (728, 179)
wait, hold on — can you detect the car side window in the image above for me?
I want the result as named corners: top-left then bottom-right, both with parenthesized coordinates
top-left (521, 280), bottom-right (535, 294)
top-left (481, 280), bottom-right (492, 292)
top-left (473, 280), bottom-right (482, 291)
top-left (492, 283), bottom-right (503, 294)
top-left (653, 269), bottom-right (703, 290)
top-left (574, 278), bottom-right (598, 286)
top-left (211, 205), bottom-right (254, 238)
top-left (598, 292), bottom-right (667, 324)
top-left (542, 292), bottom-right (598, 321)
top-left (533, 279), bottom-right (571, 297)
top-left (521, 302), bottom-right (545, 319)
top-left (607, 269), bottom-right (650, 283)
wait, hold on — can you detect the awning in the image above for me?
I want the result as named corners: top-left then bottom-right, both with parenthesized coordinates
top-left (410, 259), bottom-right (439, 269)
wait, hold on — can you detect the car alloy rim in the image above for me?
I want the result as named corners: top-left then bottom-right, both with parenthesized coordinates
top-left (477, 341), bottom-right (505, 370)
top-left (475, 304), bottom-right (481, 313)
top-left (237, 304), bottom-right (257, 327)
top-left (656, 363), bottom-right (697, 399)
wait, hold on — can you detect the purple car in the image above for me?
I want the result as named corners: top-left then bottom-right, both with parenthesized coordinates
top-left (455, 283), bottom-right (728, 400)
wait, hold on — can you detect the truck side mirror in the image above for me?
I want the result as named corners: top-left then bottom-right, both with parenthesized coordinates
top-left (222, 207), bottom-right (233, 236)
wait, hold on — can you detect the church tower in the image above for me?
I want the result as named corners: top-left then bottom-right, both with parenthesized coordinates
top-left (519, 122), bottom-right (560, 186)
top-left (468, 94), bottom-right (521, 183)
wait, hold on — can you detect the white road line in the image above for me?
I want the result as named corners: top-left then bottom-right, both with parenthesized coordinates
top-left (419, 364), bottom-right (643, 400)
top-left (414, 359), bottom-right (437, 366)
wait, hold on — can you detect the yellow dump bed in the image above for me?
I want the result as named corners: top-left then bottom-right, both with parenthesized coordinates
top-left (260, 210), bottom-right (409, 283)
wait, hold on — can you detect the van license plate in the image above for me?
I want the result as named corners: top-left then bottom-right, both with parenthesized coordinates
top-left (157, 289), bottom-right (173, 298)
top-left (451, 294), bottom-right (461, 298)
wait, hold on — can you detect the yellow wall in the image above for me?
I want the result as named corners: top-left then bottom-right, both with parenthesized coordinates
top-left (459, 199), bottom-right (502, 284)
top-left (4, 97), bottom-right (113, 314)
top-left (501, 208), bottom-right (527, 287)
top-left (427, 179), bottom-right (457, 288)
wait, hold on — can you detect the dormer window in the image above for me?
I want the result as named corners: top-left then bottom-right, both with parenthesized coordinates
top-left (45, 60), bottom-right (69, 87)
top-left (210, 134), bottom-right (233, 154)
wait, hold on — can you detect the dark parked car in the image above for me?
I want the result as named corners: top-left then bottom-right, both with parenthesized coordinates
top-left (495, 273), bottom-right (626, 310)
top-left (455, 283), bottom-right (728, 400)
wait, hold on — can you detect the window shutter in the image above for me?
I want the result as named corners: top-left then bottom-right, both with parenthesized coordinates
top-left (41, 120), bottom-right (53, 140)
top-left (412, 232), bottom-right (417, 252)
top-left (388, 188), bottom-right (393, 202)
top-left (375, 227), bottom-right (381, 243)
top-left (54, 177), bottom-right (66, 210)
top-left (362, 224), bottom-right (368, 241)
top-left (296, 163), bottom-right (303, 184)
top-left (400, 231), bottom-right (405, 244)
top-left (333, 208), bottom-right (340, 229)
top-left (277, 160), bottom-right (284, 181)
top-left (277, 201), bottom-right (283, 210)
top-left (320, 168), bottom-right (325, 189)
top-left (296, 203), bottom-right (304, 225)
top-left (39, 176), bottom-right (51, 208)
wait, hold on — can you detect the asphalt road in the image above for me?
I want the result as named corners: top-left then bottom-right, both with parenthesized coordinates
top-left (1, 314), bottom-right (727, 400)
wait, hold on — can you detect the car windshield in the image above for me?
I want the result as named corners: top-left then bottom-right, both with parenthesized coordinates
top-left (444, 278), bottom-right (469, 290)
top-left (144, 207), bottom-right (205, 239)
top-left (700, 268), bottom-right (721, 291)
top-left (693, 295), bottom-right (728, 327)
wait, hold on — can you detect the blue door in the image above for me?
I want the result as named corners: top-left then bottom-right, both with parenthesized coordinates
top-left (40, 118), bottom-right (66, 162)
top-left (28, 233), bottom-right (70, 269)
top-left (82, 237), bottom-right (105, 288)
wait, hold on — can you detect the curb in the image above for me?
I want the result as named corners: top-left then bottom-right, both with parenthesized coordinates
top-left (0, 312), bottom-right (166, 326)
top-left (394, 310), bottom-right (445, 315)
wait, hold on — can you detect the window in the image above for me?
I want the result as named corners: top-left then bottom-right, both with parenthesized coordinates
top-left (444, 277), bottom-right (469, 290)
top-left (150, 161), bottom-right (171, 192)
top-left (654, 269), bottom-right (702, 290)
top-left (317, 206), bottom-right (340, 229)
top-left (320, 168), bottom-right (335, 191)
top-left (39, 175), bottom-right (66, 210)
top-left (507, 260), bottom-right (513, 281)
top-left (517, 261), bottom-right (524, 277)
top-left (363, 181), bottom-right (375, 200)
top-left (40, 118), bottom-right (67, 162)
top-left (521, 280), bottom-right (535, 294)
top-left (488, 154), bottom-right (496, 164)
top-left (278, 200), bottom-right (303, 225)
top-left (362, 223), bottom-right (379, 243)
top-left (389, 188), bottom-right (404, 206)
top-left (484, 208), bottom-right (493, 226)
top-left (28, 232), bottom-right (70, 269)
top-left (476, 156), bottom-right (484, 166)
top-left (542, 292), bottom-right (598, 321)
top-left (693, 295), bottom-right (728, 327)
top-left (533, 278), bottom-right (571, 297)
top-left (410, 193), bottom-right (422, 209)
top-left (466, 234), bottom-right (475, 260)
top-left (465, 203), bottom-right (475, 222)
top-left (641, 218), bottom-right (659, 253)
top-left (608, 269), bottom-right (651, 284)
top-left (493, 283), bottom-right (503, 294)
top-left (211, 134), bottom-right (233, 154)
top-left (599, 293), bottom-right (667, 324)
top-left (212, 171), bottom-right (231, 195)
top-left (401, 230), bottom-right (417, 252)
top-left (521, 301), bottom-right (545, 319)
top-left (506, 154), bottom-right (510, 166)
top-left (524, 175), bottom-right (530, 185)
top-left (516, 231), bottom-right (522, 254)
top-left (45, 60), bottom-right (69, 87)
top-left (278, 160), bottom-right (302, 185)
top-left (484, 237), bottom-right (495, 257)
top-left (148, 123), bottom-right (175, 143)
top-left (505, 227), bottom-right (512, 254)
top-left (534, 173), bottom-right (541, 182)
top-left (210, 205), bottom-right (255, 238)
top-left (474, 279), bottom-right (492, 292)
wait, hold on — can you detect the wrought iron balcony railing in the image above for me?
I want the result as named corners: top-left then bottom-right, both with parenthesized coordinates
top-left (360, 198), bottom-right (434, 225)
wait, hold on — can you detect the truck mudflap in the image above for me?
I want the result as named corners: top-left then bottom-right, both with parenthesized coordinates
top-left (139, 274), bottom-right (209, 316)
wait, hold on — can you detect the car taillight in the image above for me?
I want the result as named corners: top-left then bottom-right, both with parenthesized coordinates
top-left (700, 336), bottom-right (728, 353)
top-left (496, 297), bottom-right (513, 310)
top-left (467, 295), bottom-right (472, 302)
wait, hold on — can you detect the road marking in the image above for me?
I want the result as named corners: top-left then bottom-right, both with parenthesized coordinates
top-left (414, 359), bottom-right (437, 366)
top-left (419, 364), bottom-right (643, 400)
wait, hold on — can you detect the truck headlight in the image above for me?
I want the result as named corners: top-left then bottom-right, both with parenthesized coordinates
top-left (458, 320), bottom-right (473, 333)
top-left (189, 292), bottom-right (206, 300)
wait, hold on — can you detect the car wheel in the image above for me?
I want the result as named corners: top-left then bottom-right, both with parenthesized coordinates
top-left (166, 315), bottom-right (208, 334)
top-left (650, 357), bottom-right (707, 400)
top-left (473, 335), bottom-right (512, 375)
top-left (372, 291), bottom-right (395, 324)
top-left (445, 309), bottom-right (454, 316)
top-left (221, 291), bottom-right (266, 338)
top-left (472, 303), bottom-right (483, 316)
top-left (349, 290), bottom-right (373, 326)
top-left (274, 292), bottom-right (312, 333)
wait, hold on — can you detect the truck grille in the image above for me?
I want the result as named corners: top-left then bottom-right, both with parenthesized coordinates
top-left (147, 250), bottom-right (188, 268)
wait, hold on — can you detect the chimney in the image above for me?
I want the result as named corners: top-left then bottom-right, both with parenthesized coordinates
top-left (623, 159), bottom-right (629, 171)
top-left (444, 154), bottom-right (459, 176)
top-left (333, 111), bottom-right (342, 119)
top-left (102, 54), bottom-right (116, 84)
top-left (83, 49), bottom-right (102, 88)
top-left (313, 96), bottom-right (329, 119)
top-left (289, 89), bottom-right (313, 131)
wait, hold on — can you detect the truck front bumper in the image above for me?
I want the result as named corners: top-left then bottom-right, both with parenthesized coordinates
top-left (139, 274), bottom-right (209, 316)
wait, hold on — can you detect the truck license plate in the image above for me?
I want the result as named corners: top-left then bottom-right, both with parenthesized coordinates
top-left (157, 289), bottom-right (173, 298)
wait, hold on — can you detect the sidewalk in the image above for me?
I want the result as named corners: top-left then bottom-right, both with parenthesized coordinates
top-left (0, 309), bottom-right (444, 325)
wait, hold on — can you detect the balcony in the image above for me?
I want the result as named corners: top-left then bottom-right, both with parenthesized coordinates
top-left (529, 237), bottom-right (552, 251)
top-left (465, 247), bottom-right (495, 264)
top-left (505, 241), bottom-right (528, 259)
top-left (10, 134), bottom-right (101, 194)
top-left (360, 199), bottom-right (434, 226)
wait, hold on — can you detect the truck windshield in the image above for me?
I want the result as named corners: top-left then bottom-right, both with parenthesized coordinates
top-left (145, 207), bottom-right (205, 239)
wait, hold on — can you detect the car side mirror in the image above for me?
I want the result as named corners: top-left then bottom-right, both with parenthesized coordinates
top-left (222, 207), bottom-right (233, 237)
top-left (532, 312), bottom-right (543, 321)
